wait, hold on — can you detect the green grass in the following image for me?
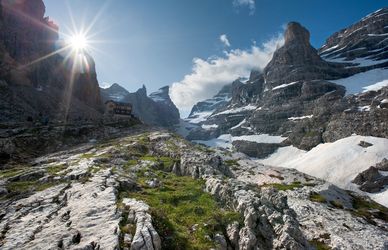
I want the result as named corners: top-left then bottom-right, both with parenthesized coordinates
top-left (304, 131), bottom-right (319, 137)
top-left (224, 159), bottom-right (240, 167)
top-left (262, 181), bottom-right (303, 191)
top-left (351, 195), bottom-right (388, 223)
top-left (138, 156), bottom-right (177, 172)
top-left (309, 192), bottom-right (327, 203)
top-left (5, 180), bottom-right (64, 196)
top-left (119, 172), bottom-right (242, 250)
top-left (80, 153), bottom-right (95, 159)
top-left (309, 240), bottom-right (331, 250)
top-left (0, 168), bottom-right (24, 179)
top-left (122, 159), bottom-right (138, 171)
top-left (47, 164), bottom-right (68, 176)
top-left (329, 200), bottom-right (344, 209)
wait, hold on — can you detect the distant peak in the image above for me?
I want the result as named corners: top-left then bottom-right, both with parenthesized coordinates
top-left (284, 22), bottom-right (310, 46)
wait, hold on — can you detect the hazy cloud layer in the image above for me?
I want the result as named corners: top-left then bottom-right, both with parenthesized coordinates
top-left (170, 34), bottom-right (284, 112)
top-left (220, 34), bottom-right (231, 47)
top-left (233, 0), bottom-right (255, 15)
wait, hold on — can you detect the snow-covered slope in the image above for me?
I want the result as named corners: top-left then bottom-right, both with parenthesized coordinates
top-left (194, 133), bottom-right (287, 149)
top-left (259, 135), bottom-right (388, 206)
top-left (331, 68), bottom-right (388, 94)
top-left (186, 81), bottom-right (242, 124)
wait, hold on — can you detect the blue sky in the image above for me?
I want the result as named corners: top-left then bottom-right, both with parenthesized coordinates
top-left (44, 0), bottom-right (386, 114)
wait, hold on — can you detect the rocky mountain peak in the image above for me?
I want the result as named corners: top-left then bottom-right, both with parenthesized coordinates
top-left (137, 84), bottom-right (147, 96)
top-left (263, 21), bottom-right (342, 87)
top-left (284, 22), bottom-right (310, 46)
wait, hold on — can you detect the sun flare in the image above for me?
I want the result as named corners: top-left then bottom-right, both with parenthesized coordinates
top-left (68, 34), bottom-right (88, 51)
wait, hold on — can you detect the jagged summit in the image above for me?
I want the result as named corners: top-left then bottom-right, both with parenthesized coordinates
top-left (263, 22), bottom-right (336, 87)
top-left (284, 22), bottom-right (310, 45)
top-left (149, 86), bottom-right (170, 103)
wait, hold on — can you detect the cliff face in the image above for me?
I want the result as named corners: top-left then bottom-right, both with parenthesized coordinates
top-left (0, 0), bottom-right (103, 122)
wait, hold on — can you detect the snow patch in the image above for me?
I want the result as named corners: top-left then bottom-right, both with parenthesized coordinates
top-left (212, 104), bottom-right (257, 116)
top-left (272, 81), bottom-right (299, 90)
top-left (331, 68), bottom-right (388, 94)
top-left (288, 115), bottom-right (313, 121)
top-left (185, 111), bottom-right (214, 124)
top-left (259, 135), bottom-right (388, 206)
top-left (193, 133), bottom-right (286, 149)
top-left (231, 119), bottom-right (246, 130)
top-left (201, 124), bottom-right (218, 130)
top-left (358, 106), bottom-right (371, 112)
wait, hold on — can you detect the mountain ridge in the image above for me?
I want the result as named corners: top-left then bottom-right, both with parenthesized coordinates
top-left (100, 83), bottom-right (180, 128)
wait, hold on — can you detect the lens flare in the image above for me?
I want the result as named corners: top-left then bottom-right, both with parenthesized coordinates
top-left (68, 33), bottom-right (88, 51)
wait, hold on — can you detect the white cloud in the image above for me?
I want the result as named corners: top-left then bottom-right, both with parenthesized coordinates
top-left (170, 33), bottom-right (284, 112)
top-left (233, 0), bottom-right (255, 15)
top-left (220, 34), bottom-right (231, 47)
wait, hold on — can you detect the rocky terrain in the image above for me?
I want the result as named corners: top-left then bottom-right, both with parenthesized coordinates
top-left (0, 130), bottom-right (387, 249)
top-left (101, 84), bottom-right (180, 128)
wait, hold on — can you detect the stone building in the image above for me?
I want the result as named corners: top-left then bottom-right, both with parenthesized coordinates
top-left (105, 100), bottom-right (133, 117)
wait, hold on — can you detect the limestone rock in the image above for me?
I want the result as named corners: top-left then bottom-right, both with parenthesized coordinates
top-left (122, 198), bottom-right (161, 250)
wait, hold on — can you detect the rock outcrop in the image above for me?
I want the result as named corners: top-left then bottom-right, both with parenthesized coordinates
top-left (263, 22), bottom-right (345, 87)
top-left (122, 198), bottom-right (161, 250)
top-left (352, 158), bottom-right (388, 193)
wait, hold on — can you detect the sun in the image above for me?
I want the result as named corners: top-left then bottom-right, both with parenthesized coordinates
top-left (68, 34), bottom-right (89, 51)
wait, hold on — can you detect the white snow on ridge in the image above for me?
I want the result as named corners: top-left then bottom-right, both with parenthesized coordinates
top-left (201, 124), bottom-right (218, 130)
top-left (358, 106), bottom-right (371, 112)
top-left (272, 81), bottom-right (299, 90)
top-left (212, 104), bottom-right (257, 116)
top-left (288, 115), bottom-right (313, 121)
top-left (331, 68), bottom-right (388, 95)
top-left (231, 119), bottom-right (246, 130)
top-left (258, 135), bottom-right (388, 207)
top-left (185, 111), bottom-right (214, 124)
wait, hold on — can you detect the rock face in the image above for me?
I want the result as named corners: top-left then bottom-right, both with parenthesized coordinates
top-left (101, 84), bottom-right (180, 128)
top-left (0, 0), bottom-right (103, 123)
top-left (148, 86), bottom-right (180, 126)
top-left (185, 9), bottom-right (388, 157)
top-left (352, 158), bottom-right (388, 193)
top-left (264, 22), bottom-right (343, 87)
top-left (122, 198), bottom-right (161, 250)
